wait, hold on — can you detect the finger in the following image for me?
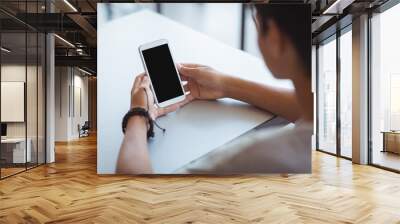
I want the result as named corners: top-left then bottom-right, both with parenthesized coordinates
top-left (149, 108), bottom-right (157, 120)
top-left (156, 104), bottom-right (180, 118)
top-left (179, 93), bottom-right (194, 107)
top-left (164, 104), bottom-right (180, 114)
top-left (183, 85), bottom-right (189, 93)
top-left (140, 75), bottom-right (151, 88)
top-left (183, 93), bottom-right (194, 104)
top-left (171, 95), bottom-right (194, 111)
top-left (178, 66), bottom-right (200, 77)
top-left (136, 73), bottom-right (146, 82)
top-left (155, 94), bottom-right (194, 118)
top-left (179, 74), bottom-right (188, 81)
top-left (182, 81), bottom-right (190, 92)
top-left (143, 85), bottom-right (154, 105)
top-left (133, 73), bottom-right (145, 90)
top-left (179, 63), bottom-right (204, 68)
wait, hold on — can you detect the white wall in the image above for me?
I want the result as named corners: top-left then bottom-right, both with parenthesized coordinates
top-left (54, 67), bottom-right (89, 141)
top-left (55, 67), bottom-right (69, 141)
top-left (72, 73), bottom-right (89, 138)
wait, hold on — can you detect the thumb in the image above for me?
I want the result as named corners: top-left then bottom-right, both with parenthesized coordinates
top-left (178, 65), bottom-right (199, 78)
top-left (140, 75), bottom-right (151, 88)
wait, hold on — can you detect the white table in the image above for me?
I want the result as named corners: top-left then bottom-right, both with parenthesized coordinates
top-left (97, 10), bottom-right (293, 174)
top-left (1, 138), bottom-right (31, 163)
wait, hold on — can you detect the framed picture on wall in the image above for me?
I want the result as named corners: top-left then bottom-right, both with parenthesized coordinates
top-left (1, 81), bottom-right (25, 122)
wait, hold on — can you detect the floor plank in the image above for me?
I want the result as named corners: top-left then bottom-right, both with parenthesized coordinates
top-left (1, 134), bottom-right (400, 223)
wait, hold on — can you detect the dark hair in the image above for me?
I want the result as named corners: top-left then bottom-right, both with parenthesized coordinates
top-left (254, 3), bottom-right (311, 75)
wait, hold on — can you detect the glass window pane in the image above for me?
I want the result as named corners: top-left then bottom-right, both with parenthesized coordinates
top-left (26, 0), bottom-right (39, 169)
top-left (1, 1), bottom-right (46, 179)
top-left (98, 3), bottom-right (242, 49)
top-left (27, 31), bottom-right (38, 169)
top-left (340, 29), bottom-right (352, 158)
top-left (244, 6), bottom-right (263, 58)
top-left (161, 3), bottom-right (242, 49)
top-left (371, 3), bottom-right (400, 171)
top-left (1, 31), bottom-right (28, 177)
top-left (318, 37), bottom-right (337, 154)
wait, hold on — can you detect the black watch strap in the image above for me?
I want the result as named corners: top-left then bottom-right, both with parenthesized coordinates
top-left (122, 107), bottom-right (154, 138)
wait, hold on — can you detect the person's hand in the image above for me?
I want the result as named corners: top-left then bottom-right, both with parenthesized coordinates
top-left (130, 73), bottom-right (184, 120)
top-left (178, 63), bottom-right (228, 104)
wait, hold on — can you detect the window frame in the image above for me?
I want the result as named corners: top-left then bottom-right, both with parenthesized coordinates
top-left (367, 0), bottom-right (400, 173)
top-left (315, 23), bottom-right (353, 161)
top-left (0, 0), bottom-right (48, 180)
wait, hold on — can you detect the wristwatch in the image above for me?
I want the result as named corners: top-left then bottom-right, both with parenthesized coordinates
top-left (122, 107), bottom-right (154, 138)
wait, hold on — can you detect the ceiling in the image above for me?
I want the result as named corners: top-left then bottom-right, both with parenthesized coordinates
top-left (0, 0), bottom-right (99, 73)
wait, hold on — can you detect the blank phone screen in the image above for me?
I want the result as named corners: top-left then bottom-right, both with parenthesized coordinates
top-left (142, 44), bottom-right (184, 103)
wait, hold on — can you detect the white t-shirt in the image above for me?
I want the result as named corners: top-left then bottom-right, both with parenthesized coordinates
top-left (176, 120), bottom-right (312, 174)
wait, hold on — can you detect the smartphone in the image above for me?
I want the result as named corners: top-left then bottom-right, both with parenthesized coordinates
top-left (138, 39), bottom-right (185, 107)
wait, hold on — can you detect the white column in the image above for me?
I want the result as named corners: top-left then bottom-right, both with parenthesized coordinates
top-left (46, 33), bottom-right (55, 163)
top-left (312, 45), bottom-right (317, 150)
top-left (352, 14), bottom-right (369, 164)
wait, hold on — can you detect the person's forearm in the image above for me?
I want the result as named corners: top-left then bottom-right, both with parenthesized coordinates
top-left (222, 76), bottom-right (300, 122)
top-left (117, 116), bottom-right (152, 174)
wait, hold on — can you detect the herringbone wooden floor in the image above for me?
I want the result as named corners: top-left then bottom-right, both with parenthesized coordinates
top-left (1, 134), bottom-right (400, 224)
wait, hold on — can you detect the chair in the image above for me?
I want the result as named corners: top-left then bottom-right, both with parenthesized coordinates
top-left (79, 121), bottom-right (90, 138)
